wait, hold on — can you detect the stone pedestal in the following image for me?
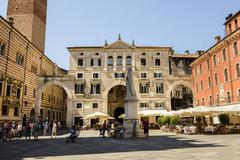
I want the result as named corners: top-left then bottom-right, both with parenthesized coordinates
top-left (123, 96), bottom-right (144, 138)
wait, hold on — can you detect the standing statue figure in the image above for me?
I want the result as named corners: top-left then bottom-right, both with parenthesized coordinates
top-left (126, 68), bottom-right (136, 97)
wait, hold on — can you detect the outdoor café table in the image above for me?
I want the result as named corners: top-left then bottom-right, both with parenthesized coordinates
top-left (204, 126), bottom-right (216, 133)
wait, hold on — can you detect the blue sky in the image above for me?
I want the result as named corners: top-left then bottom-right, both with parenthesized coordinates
top-left (0, 0), bottom-right (239, 69)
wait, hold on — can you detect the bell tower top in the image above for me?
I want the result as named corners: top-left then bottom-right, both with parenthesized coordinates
top-left (7, 0), bottom-right (48, 52)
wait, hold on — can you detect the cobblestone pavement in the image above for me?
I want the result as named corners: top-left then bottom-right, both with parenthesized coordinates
top-left (0, 130), bottom-right (240, 160)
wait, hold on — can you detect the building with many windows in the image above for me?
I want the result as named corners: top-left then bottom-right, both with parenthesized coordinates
top-left (191, 11), bottom-right (240, 107)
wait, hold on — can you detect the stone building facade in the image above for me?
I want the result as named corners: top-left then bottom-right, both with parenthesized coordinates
top-left (191, 11), bottom-right (240, 107)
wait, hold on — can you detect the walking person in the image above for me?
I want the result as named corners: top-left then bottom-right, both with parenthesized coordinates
top-left (101, 120), bottom-right (107, 138)
top-left (51, 121), bottom-right (57, 138)
top-left (33, 122), bottom-right (40, 141)
top-left (142, 120), bottom-right (149, 138)
top-left (17, 122), bottom-right (23, 138)
top-left (43, 121), bottom-right (49, 136)
top-left (24, 122), bottom-right (31, 141)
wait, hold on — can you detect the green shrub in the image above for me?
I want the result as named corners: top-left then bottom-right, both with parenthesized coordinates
top-left (219, 114), bottom-right (229, 126)
top-left (170, 116), bottom-right (180, 125)
top-left (157, 116), bottom-right (171, 125)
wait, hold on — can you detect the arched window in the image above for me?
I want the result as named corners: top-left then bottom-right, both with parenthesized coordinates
top-left (236, 63), bottom-right (240, 78)
top-left (233, 42), bottom-right (238, 55)
top-left (126, 56), bottom-right (132, 66)
top-left (117, 56), bottom-right (122, 66)
top-left (107, 56), bottom-right (113, 66)
top-left (235, 19), bottom-right (238, 29)
top-left (224, 68), bottom-right (229, 81)
top-left (213, 55), bottom-right (217, 66)
top-left (214, 73), bottom-right (218, 85)
top-left (222, 49), bottom-right (226, 61)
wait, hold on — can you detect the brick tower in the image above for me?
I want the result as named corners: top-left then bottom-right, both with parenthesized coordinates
top-left (7, 0), bottom-right (48, 52)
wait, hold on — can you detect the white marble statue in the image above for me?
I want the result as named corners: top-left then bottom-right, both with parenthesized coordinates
top-left (126, 68), bottom-right (136, 97)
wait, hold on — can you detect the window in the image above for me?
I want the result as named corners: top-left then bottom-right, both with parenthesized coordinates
top-left (154, 72), bottom-right (162, 79)
top-left (213, 55), bottom-right (217, 66)
top-left (229, 24), bottom-right (232, 33)
top-left (200, 80), bottom-right (203, 90)
top-left (6, 83), bottom-right (11, 97)
top-left (115, 73), bottom-right (125, 79)
top-left (235, 19), bottom-right (238, 29)
top-left (41, 93), bottom-right (44, 100)
top-left (48, 94), bottom-right (51, 102)
top-left (14, 107), bottom-right (18, 116)
top-left (75, 83), bottom-right (84, 94)
top-left (91, 84), bottom-right (101, 94)
top-left (227, 92), bottom-right (231, 103)
top-left (76, 102), bottom-right (83, 109)
top-left (126, 56), bottom-right (132, 66)
top-left (236, 64), bottom-right (240, 78)
top-left (208, 76), bottom-right (211, 87)
top-left (202, 98), bottom-right (205, 106)
top-left (107, 56), bottom-right (113, 66)
top-left (195, 67), bottom-right (197, 76)
top-left (116, 56), bottom-right (122, 66)
top-left (141, 59), bottom-right (146, 66)
top-left (77, 59), bottom-right (84, 66)
top-left (224, 69), bottom-right (229, 81)
top-left (92, 103), bottom-right (98, 109)
top-left (238, 89), bottom-right (240, 101)
top-left (95, 52), bottom-right (99, 56)
top-left (0, 81), bottom-right (2, 95)
top-left (233, 42), bottom-right (239, 55)
top-left (93, 73), bottom-right (99, 79)
top-left (200, 64), bottom-right (202, 74)
top-left (156, 52), bottom-right (160, 56)
top-left (155, 102), bottom-right (164, 108)
top-left (196, 82), bottom-right (198, 92)
top-left (140, 103), bottom-right (149, 108)
top-left (16, 88), bottom-right (21, 99)
top-left (77, 73), bottom-right (84, 79)
top-left (209, 96), bottom-right (212, 106)
top-left (139, 83), bottom-right (149, 94)
top-left (216, 94), bottom-right (220, 104)
top-left (1, 105), bottom-right (8, 116)
top-left (91, 59), bottom-right (101, 66)
top-left (214, 73), bottom-right (218, 85)
top-left (140, 72), bottom-right (147, 79)
top-left (222, 49), bottom-right (226, 61)
top-left (33, 88), bottom-right (36, 98)
top-left (155, 59), bottom-right (161, 66)
top-left (16, 53), bottom-right (24, 66)
top-left (156, 83), bottom-right (164, 94)
top-left (207, 59), bottom-right (210, 70)
top-left (24, 85), bottom-right (27, 96)
top-left (197, 99), bottom-right (200, 106)
top-left (0, 41), bottom-right (5, 55)
top-left (31, 65), bottom-right (38, 74)
top-left (141, 53), bottom-right (146, 56)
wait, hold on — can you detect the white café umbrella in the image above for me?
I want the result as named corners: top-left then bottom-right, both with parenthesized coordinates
top-left (84, 112), bottom-right (109, 119)
top-left (211, 104), bottom-right (240, 114)
top-left (191, 106), bottom-right (213, 116)
top-left (174, 108), bottom-right (194, 116)
top-left (139, 109), bottom-right (174, 117)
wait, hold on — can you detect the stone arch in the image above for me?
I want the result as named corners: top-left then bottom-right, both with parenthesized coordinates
top-left (35, 80), bottom-right (73, 125)
top-left (102, 80), bottom-right (126, 99)
top-left (165, 80), bottom-right (193, 110)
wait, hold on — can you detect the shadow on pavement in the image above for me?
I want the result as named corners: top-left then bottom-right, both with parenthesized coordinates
top-left (0, 134), bottom-right (223, 160)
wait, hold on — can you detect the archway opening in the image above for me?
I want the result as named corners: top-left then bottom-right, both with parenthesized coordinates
top-left (30, 108), bottom-right (35, 121)
top-left (107, 85), bottom-right (126, 121)
top-left (171, 85), bottom-right (193, 110)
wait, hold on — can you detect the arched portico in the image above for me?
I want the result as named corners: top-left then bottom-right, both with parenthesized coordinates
top-left (35, 80), bottom-right (74, 127)
top-left (165, 80), bottom-right (193, 110)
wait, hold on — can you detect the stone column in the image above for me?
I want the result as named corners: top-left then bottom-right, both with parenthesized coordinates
top-left (35, 92), bottom-right (41, 121)
top-left (66, 98), bottom-right (73, 127)
top-left (123, 52), bottom-right (126, 71)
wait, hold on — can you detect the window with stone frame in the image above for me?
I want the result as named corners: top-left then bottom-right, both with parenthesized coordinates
top-left (200, 80), bottom-right (203, 90)
top-left (222, 49), bottom-right (227, 61)
top-left (139, 83), bottom-right (149, 94)
top-left (115, 73), bottom-right (125, 79)
top-left (14, 107), bottom-right (19, 116)
top-left (75, 83), bottom-right (84, 94)
top-left (77, 73), bottom-right (84, 79)
top-left (77, 59), bottom-right (84, 66)
top-left (92, 103), bottom-right (98, 109)
top-left (16, 87), bottom-right (21, 99)
top-left (16, 53), bottom-right (25, 66)
top-left (156, 83), bottom-right (164, 94)
top-left (6, 83), bottom-right (11, 97)
top-left (214, 73), bottom-right (218, 85)
top-left (213, 55), bottom-right (217, 66)
top-left (91, 59), bottom-right (101, 66)
top-left (155, 102), bottom-right (165, 108)
top-left (140, 72), bottom-right (147, 79)
top-left (233, 42), bottom-right (239, 56)
top-left (208, 76), bottom-right (211, 88)
top-left (24, 85), bottom-right (27, 96)
top-left (209, 96), bottom-right (212, 106)
top-left (200, 64), bottom-right (202, 74)
top-left (91, 84), bottom-right (101, 94)
top-left (227, 92), bottom-right (231, 103)
top-left (76, 102), bottom-right (83, 109)
top-left (154, 72), bottom-right (162, 79)
top-left (33, 88), bottom-right (36, 98)
top-left (235, 19), bottom-right (238, 29)
top-left (92, 73), bottom-right (99, 79)
top-left (31, 65), bottom-right (38, 74)
top-left (224, 68), bottom-right (229, 81)
top-left (155, 59), bottom-right (161, 66)
top-left (0, 41), bottom-right (6, 55)
top-left (139, 103), bottom-right (149, 108)
top-left (140, 59), bottom-right (146, 66)
top-left (107, 56), bottom-right (113, 66)
top-left (196, 82), bottom-right (198, 92)
top-left (229, 23), bottom-right (232, 33)
top-left (207, 59), bottom-right (210, 70)
top-left (126, 56), bottom-right (132, 66)
top-left (216, 94), bottom-right (220, 104)
top-left (202, 98), bottom-right (205, 106)
top-left (116, 56), bottom-right (123, 66)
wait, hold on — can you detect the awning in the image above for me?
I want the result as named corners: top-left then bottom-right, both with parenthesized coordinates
top-left (84, 112), bottom-right (109, 119)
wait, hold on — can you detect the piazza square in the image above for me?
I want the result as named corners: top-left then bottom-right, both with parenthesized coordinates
top-left (0, 0), bottom-right (240, 160)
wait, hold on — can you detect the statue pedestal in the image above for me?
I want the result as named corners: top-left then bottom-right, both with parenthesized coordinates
top-left (123, 96), bottom-right (144, 138)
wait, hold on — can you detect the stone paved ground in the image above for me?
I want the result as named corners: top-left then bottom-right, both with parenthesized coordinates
top-left (0, 130), bottom-right (240, 160)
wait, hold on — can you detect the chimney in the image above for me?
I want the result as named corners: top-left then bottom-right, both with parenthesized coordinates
top-left (214, 35), bottom-right (221, 43)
